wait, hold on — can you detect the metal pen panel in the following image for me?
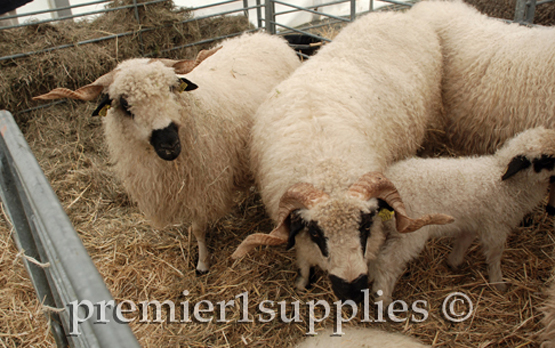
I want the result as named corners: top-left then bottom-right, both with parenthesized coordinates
top-left (0, 110), bottom-right (141, 348)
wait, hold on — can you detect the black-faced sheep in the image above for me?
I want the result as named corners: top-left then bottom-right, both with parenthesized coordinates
top-left (33, 32), bottom-right (301, 274)
top-left (409, 0), bottom-right (555, 156)
top-left (367, 127), bottom-right (555, 304)
top-left (232, 11), bottom-right (453, 302)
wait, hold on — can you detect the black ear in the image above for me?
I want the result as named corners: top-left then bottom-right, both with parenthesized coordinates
top-left (502, 155), bottom-right (532, 181)
top-left (377, 199), bottom-right (393, 212)
top-left (286, 210), bottom-right (306, 250)
top-left (178, 77), bottom-right (198, 92)
top-left (533, 155), bottom-right (555, 173)
top-left (92, 94), bottom-right (113, 117)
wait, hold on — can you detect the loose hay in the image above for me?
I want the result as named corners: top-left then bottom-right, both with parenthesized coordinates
top-left (0, 0), bottom-right (253, 120)
top-left (2, 2), bottom-right (555, 348)
top-left (1, 97), bottom-right (554, 348)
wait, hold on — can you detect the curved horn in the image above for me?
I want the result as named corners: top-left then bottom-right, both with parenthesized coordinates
top-left (169, 46), bottom-right (222, 74)
top-left (348, 172), bottom-right (454, 233)
top-left (232, 183), bottom-right (329, 258)
top-left (33, 71), bottom-right (115, 101)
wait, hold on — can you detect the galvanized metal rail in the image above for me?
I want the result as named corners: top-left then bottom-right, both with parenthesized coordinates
top-left (0, 110), bottom-right (141, 348)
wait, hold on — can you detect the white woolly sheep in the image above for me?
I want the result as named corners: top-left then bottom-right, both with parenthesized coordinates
top-left (408, 0), bottom-right (555, 156)
top-left (367, 127), bottom-right (555, 305)
top-left (232, 11), bottom-right (453, 302)
top-left (33, 32), bottom-right (301, 274)
top-left (541, 281), bottom-right (555, 348)
top-left (296, 327), bottom-right (430, 348)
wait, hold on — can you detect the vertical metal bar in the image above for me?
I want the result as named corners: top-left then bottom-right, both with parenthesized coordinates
top-left (350, 0), bottom-right (356, 21)
top-left (370, 0), bottom-right (374, 12)
top-left (514, 0), bottom-right (537, 23)
top-left (265, 0), bottom-right (275, 34)
top-left (50, 0), bottom-right (72, 19)
top-left (132, 0), bottom-right (146, 56)
top-left (256, 0), bottom-right (262, 28)
top-left (243, 0), bottom-right (250, 18)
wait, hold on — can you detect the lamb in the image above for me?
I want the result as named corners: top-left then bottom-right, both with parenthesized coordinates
top-left (367, 127), bottom-right (555, 305)
top-left (232, 11), bottom-right (453, 303)
top-left (33, 32), bottom-right (301, 274)
top-left (296, 327), bottom-right (430, 348)
top-left (408, 0), bottom-right (555, 156)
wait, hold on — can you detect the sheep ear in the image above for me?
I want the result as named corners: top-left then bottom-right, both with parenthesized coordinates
top-left (91, 94), bottom-right (113, 117)
top-left (533, 155), bottom-right (555, 173)
top-left (33, 71), bottom-right (115, 102)
top-left (177, 78), bottom-right (198, 92)
top-left (285, 211), bottom-right (306, 250)
top-left (502, 155), bottom-right (532, 181)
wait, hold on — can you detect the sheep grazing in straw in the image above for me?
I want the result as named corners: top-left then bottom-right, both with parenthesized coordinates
top-left (368, 127), bottom-right (555, 305)
top-left (232, 11), bottom-right (453, 303)
top-left (33, 32), bottom-right (301, 274)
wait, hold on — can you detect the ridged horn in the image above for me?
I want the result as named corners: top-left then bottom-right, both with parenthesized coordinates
top-left (348, 171), bottom-right (454, 233)
top-left (33, 72), bottom-right (115, 101)
top-left (232, 183), bottom-right (329, 258)
top-left (169, 46), bottom-right (222, 74)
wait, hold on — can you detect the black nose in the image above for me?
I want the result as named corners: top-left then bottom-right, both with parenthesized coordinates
top-left (150, 122), bottom-right (181, 161)
top-left (329, 274), bottom-right (369, 303)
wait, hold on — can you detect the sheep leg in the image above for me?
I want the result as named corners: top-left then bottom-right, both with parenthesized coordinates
top-left (191, 221), bottom-right (210, 275)
top-left (295, 257), bottom-right (312, 291)
top-left (370, 256), bottom-right (406, 307)
top-left (447, 230), bottom-right (476, 269)
top-left (481, 232), bottom-right (507, 292)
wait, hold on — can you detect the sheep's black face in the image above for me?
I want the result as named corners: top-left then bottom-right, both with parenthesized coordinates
top-left (329, 274), bottom-right (368, 303)
top-left (288, 208), bottom-right (381, 303)
top-left (286, 211), bottom-right (329, 257)
top-left (150, 122), bottom-right (181, 161)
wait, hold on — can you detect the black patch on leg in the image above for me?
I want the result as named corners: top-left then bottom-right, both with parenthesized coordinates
top-left (502, 155), bottom-right (532, 180)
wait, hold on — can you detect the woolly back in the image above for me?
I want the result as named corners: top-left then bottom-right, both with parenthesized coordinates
top-left (410, 0), bottom-right (555, 155)
top-left (250, 11), bottom-right (443, 217)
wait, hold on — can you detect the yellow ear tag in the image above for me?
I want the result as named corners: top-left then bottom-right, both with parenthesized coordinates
top-left (98, 104), bottom-right (111, 117)
top-left (378, 208), bottom-right (394, 222)
top-left (178, 81), bottom-right (188, 93)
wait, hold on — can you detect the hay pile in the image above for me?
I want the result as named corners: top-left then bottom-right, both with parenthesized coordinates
top-left (1, 4), bottom-right (555, 348)
top-left (0, 0), bottom-right (253, 120)
top-left (463, 0), bottom-right (555, 25)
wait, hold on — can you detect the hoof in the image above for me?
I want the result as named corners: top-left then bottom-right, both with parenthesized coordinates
top-left (196, 269), bottom-right (209, 276)
top-left (493, 282), bottom-right (507, 292)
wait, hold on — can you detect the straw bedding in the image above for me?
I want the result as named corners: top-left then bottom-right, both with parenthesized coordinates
top-left (1, 2), bottom-right (555, 348)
